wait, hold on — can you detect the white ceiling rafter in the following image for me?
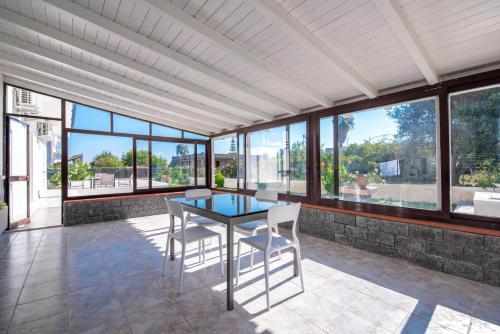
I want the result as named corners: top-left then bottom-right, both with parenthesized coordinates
top-left (0, 35), bottom-right (246, 128)
top-left (0, 66), bottom-right (214, 135)
top-left (3, 70), bottom-right (213, 135)
top-left (0, 50), bottom-right (226, 132)
top-left (372, 0), bottom-right (439, 84)
top-left (141, 0), bottom-right (333, 107)
top-left (0, 8), bottom-right (274, 122)
top-left (40, 0), bottom-right (300, 115)
top-left (253, 0), bottom-right (378, 99)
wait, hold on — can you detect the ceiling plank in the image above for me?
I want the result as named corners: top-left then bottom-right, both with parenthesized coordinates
top-left (254, 0), bottom-right (379, 99)
top-left (41, 0), bottom-right (300, 115)
top-left (372, 0), bottom-right (439, 84)
top-left (143, 0), bottom-right (333, 107)
top-left (0, 50), bottom-right (226, 132)
top-left (0, 7), bottom-right (274, 122)
top-left (0, 33), bottom-right (246, 128)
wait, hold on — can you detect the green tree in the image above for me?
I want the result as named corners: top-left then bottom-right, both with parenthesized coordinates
top-left (68, 161), bottom-right (92, 181)
top-left (176, 144), bottom-right (189, 157)
top-left (229, 137), bottom-right (237, 157)
top-left (91, 151), bottom-right (123, 168)
top-left (121, 150), bottom-right (168, 170)
top-left (215, 168), bottom-right (225, 188)
top-left (449, 87), bottom-right (499, 185)
top-left (290, 134), bottom-right (307, 180)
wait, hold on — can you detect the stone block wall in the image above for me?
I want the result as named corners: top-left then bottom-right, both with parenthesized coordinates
top-left (63, 195), bottom-right (170, 226)
top-left (298, 206), bottom-right (500, 287)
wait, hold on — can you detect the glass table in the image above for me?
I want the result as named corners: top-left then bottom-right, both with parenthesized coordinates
top-left (172, 193), bottom-right (297, 310)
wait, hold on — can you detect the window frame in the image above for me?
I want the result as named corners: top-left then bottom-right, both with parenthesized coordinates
top-left (210, 71), bottom-right (500, 230)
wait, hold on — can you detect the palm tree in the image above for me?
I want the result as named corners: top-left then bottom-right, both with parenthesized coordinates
top-left (339, 115), bottom-right (354, 147)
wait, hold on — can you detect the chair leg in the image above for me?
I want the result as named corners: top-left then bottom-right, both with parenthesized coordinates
top-left (235, 241), bottom-right (241, 285)
top-left (178, 243), bottom-right (186, 293)
top-left (274, 226), bottom-right (281, 260)
top-left (295, 246), bottom-right (305, 292)
top-left (218, 235), bottom-right (224, 277)
top-left (264, 252), bottom-right (271, 311)
top-left (163, 234), bottom-right (170, 276)
top-left (250, 230), bottom-right (256, 270)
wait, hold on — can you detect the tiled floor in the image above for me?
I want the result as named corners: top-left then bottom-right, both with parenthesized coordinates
top-left (0, 214), bottom-right (499, 334)
top-left (13, 207), bottom-right (62, 231)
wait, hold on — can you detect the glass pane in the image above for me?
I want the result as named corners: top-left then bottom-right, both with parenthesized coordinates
top-left (136, 140), bottom-right (150, 189)
top-left (247, 126), bottom-right (288, 193)
top-left (66, 102), bottom-right (111, 132)
top-left (450, 85), bottom-right (500, 218)
top-left (152, 141), bottom-right (194, 188)
top-left (152, 124), bottom-right (182, 138)
top-left (289, 122), bottom-right (307, 195)
top-left (213, 135), bottom-right (237, 189)
top-left (339, 98), bottom-right (439, 210)
top-left (113, 114), bottom-right (149, 135)
top-left (6, 86), bottom-right (61, 118)
top-left (184, 131), bottom-right (208, 140)
top-left (320, 117), bottom-right (334, 198)
top-left (197, 144), bottom-right (206, 186)
top-left (67, 133), bottom-right (133, 197)
top-left (238, 134), bottom-right (245, 189)
top-left (10, 182), bottom-right (28, 223)
top-left (9, 119), bottom-right (28, 176)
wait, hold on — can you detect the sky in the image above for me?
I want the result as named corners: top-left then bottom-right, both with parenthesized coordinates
top-left (321, 108), bottom-right (398, 148)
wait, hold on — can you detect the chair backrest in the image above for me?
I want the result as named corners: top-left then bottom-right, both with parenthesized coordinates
top-left (255, 190), bottom-right (278, 202)
top-left (164, 198), bottom-right (187, 236)
top-left (266, 202), bottom-right (301, 249)
top-left (185, 188), bottom-right (212, 198)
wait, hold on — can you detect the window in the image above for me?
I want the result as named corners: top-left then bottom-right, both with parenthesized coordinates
top-left (67, 133), bottom-right (133, 197)
top-left (246, 122), bottom-right (307, 195)
top-left (152, 124), bottom-right (182, 138)
top-left (320, 117), bottom-right (335, 198)
top-left (289, 122), bottom-right (307, 195)
top-left (238, 134), bottom-right (245, 189)
top-left (334, 97), bottom-right (439, 210)
top-left (197, 144), bottom-right (206, 186)
top-left (213, 135), bottom-right (238, 189)
top-left (450, 85), bottom-right (500, 218)
top-left (151, 141), bottom-right (194, 188)
top-left (113, 114), bottom-right (149, 135)
top-left (184, 131), bottom-right (208, 140)
top-left (6, 86), bottom-right (61, 118)
top-left (66, 102), bottom-right (111, 132)
top-left (135, 140), bottom-right (150, 189)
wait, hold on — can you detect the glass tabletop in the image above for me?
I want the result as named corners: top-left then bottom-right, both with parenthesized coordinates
top-left (173, 193), bottom-right (289, 218)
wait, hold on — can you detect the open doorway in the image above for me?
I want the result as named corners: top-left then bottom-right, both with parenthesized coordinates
top-left (5, 86), bottom-right (62, 230)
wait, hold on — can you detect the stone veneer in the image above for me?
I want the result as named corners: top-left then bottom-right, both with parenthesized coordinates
top-left (64, 195), bottom-right (500, 287)
top-left (63, 195), bottom-right (170, 226)
top-left (297, 206), bottom-right (500, 287)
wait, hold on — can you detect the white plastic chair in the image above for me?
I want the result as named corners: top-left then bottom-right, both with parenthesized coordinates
top-left (234, 190), bottom-right (279, 269)
top-left (235, 202), bottom-right (304, 311)
top-left (163, 199), bottom-right (224, 292)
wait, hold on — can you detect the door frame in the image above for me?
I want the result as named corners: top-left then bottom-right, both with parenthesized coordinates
top-left (5, 116), bottom-right (30, 229)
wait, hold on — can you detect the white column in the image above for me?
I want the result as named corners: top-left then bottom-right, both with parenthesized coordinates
top-left (0, 73), bottom-right (4, 201)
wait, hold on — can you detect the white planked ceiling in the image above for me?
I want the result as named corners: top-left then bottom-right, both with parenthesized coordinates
top-left (0, 0), bottom-right (498, 135)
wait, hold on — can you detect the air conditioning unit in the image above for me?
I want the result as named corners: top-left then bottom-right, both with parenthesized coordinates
top-left (15, 89), bottom-right (39, 115)
top-left (37, 122), bottom-right (52, 141)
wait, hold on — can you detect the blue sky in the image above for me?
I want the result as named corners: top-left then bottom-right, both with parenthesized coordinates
top-left (321, 108), bottom-right (398, 148)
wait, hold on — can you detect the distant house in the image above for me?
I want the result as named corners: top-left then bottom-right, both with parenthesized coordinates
top-left (169, 152), bottom-right (206, 169)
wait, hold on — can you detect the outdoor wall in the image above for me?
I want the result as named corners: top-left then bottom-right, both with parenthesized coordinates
top-left (297, 206), bottom-right (500, 287)
top-left (63, 193), bottom-right (175, 226)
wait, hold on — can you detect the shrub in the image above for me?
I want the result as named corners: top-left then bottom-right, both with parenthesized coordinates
top-left (215, 169), bottom-right (225, 188)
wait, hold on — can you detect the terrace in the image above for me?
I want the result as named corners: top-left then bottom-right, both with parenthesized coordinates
top-left (0, 0), bottom-right (499, 333)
